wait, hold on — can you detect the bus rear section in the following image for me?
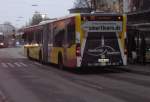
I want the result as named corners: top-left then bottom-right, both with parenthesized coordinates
top-left (76, 14), bottom-right (127, 67)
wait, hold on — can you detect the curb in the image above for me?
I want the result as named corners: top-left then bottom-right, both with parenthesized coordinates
top-left (126, 64), bottom-right (150, 76)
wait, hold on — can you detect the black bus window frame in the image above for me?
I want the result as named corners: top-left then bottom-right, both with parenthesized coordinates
top-left (66, 18), bottom-right (75, 48)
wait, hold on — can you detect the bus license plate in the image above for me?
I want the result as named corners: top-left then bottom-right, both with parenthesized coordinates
top-left (98, 59), bottom-right (109, 63)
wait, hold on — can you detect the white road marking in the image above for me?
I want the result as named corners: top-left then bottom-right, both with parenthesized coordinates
top-left (34, 62), bottom-right (42, 66)
top-left (1, 62), bottom-right (28, 69)
top-left (1, 63), bottom-right (8, 68)
top-left (7, 63), bottom-right (15, 68)
top-left (14, 62), bottom-right (22, 67)
top-left (19, 62), bottom-right (28, 67)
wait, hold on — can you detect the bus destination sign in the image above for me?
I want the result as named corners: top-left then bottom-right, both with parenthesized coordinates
top-left (82, 21), bottom-right (122, 32)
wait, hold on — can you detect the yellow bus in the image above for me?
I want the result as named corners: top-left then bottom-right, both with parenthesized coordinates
top-left (23, 13), bottom-right (127, 69)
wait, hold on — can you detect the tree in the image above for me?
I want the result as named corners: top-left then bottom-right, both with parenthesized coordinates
top-left (73, 0), bottom-right (123, 13)
top-left (3, 21), bottom-right (12, 26)
top-left (74, 0), bottom-right (91, 8)
top-left (0, 22), bottom-right (16, 36)
top-left (31, 11), bottom-right (43, 25)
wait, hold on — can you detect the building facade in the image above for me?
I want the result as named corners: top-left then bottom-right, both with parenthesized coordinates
top-left (91, 0), bottom-right (123, 13)
top-left (127, 0), bottom-right (150, 64)
top-left (71, 0), bottom-right (124, 13)
top-left (129, 0), bottom-right (150, 12)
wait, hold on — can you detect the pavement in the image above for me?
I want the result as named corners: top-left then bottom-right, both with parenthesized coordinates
top-left (0, 47), bottom-right (25, 59)
top-left (0, 47), bottom-right (150, 102)
top-left (125, 64), bottom-right (150, 76)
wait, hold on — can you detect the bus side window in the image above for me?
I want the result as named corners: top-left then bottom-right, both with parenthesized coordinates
top-left (22, 33), bottom-right (27, 44)
top-left (54, 29), bottom-right (65, 47)
top-left (35, 30), bottom-right (42, 44)
top-left (28, 32), bottom-right (34, 44)
top-left (67, 18), bottom-right (75, 47)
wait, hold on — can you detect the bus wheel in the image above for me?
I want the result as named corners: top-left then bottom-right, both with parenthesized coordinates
top-left (39, 50), bottom-right (42, 63)
top-left (27, 48), bottom-right (30, 59)
top-left (58, 54), bottom-right (63, 69)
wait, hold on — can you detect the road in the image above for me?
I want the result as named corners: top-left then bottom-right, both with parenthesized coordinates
top-left (0, 47), bottom-right (150, 102)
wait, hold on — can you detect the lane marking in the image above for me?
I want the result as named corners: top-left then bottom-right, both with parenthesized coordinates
top-left (19, 62), bottom-right (28, 67)
top-left (1, 63), bottom-right (8, 68)
top-left (14, 62), bottom-right (22, 67)
top-left (34, 62), bottom-right (42, 66)
top-left (7, 63), bottom-right (15, 68)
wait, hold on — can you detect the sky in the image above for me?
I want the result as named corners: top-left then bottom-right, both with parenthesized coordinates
top-left (0, 0), bottom-right (74, 28)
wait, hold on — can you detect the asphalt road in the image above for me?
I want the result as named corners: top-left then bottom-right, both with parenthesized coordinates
top-left (0, 47), bottom-right (150, 102)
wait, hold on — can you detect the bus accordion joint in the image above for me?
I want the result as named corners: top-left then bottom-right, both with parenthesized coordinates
top-left (76, 43), bottom-right (81, 56)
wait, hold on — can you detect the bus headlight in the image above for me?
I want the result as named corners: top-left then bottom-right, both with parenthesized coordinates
top-left (0, 43), bottom-right (4, 45)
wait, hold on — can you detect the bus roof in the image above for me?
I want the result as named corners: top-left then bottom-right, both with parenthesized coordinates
top-left (39, 14), bottom-right (77, 25)
top-left (24, 14), bottom-right (77, 30)
top-left (23, 24), bottom-right (43, 32)
top-left (24, 12), bottom-right (123, 31)
top-left (81, 12), bottom-right (122, 16)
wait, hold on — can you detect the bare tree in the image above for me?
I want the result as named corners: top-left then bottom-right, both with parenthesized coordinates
top-left (74, 0), bottom-right (91, 8)
top-left (31, 11), bottom-right (43, 26)
top-left (3, 21), bottom-right (12, 26)
top-left (92, 0), bottom-right (123, 13)
top-left (0, 22), bottom-right (15, 36)
top-left (73, 0), bottom-right (123, 13)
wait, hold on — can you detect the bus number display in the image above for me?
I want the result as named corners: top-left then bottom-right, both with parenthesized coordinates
top-left (82, 21), bottom-right (122, 32)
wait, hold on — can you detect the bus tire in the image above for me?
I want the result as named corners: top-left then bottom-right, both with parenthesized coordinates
top-left (39, 50), bottom-right (42, 63)
top-left (27, 48), bottom-right (30, 59)
top-left (58, 53), bottom-right (63, 69)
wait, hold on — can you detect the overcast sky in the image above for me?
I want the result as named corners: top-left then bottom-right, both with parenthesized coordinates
top-left (0, 0), bottom-right (74, 28)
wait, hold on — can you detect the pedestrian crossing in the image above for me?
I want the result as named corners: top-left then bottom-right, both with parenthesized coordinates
top-left (0, 62), bottom-right (28, 68)
top-left (7, 63), bottom-right (15, 68)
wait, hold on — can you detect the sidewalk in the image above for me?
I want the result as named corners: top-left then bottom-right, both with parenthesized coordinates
top-left (125, 64), bottom-right (150, 75)
top-left (0, 47), bottom-right (26, 59)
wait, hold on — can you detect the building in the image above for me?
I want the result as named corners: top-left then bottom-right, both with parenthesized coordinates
top-left (91, 0), bottom-right (123, 13)
top-left (70, 0), bottom-right (124, 13)
top-left (127, 0), bottom-right (150, 63)
top-left (129, 0), bottom-right (150, 12)
top-left (0, 24), bottom-right (16, 47)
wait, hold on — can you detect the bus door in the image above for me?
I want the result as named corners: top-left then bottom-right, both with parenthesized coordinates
top-left (42, 24), bottom-right (49, 63)
top-left (81, 20), bottom-right (123, 66)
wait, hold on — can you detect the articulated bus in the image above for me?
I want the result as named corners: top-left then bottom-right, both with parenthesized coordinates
top-left (23, 13), bottom-right (127, 69)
